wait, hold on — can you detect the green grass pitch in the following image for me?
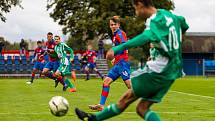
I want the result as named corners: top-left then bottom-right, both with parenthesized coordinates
top-left (0, 76), bottom-right (215, 121)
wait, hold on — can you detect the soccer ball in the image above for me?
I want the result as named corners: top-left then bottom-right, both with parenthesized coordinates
top-left (48, 96), bottom-right (69, 117)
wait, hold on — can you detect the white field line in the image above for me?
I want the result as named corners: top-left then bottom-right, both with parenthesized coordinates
top-left (170, 91), bottom-right (215, 100)
top-left (0, 111), bottom-right (215, 115)
top-left (114, 82), bottom-right (215, 100)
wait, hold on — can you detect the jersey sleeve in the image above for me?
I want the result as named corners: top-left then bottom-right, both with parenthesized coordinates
top-left (64, 43), bottom-right (74, 60)
top-left (177, 16), bottom-right (189, 34)
top-left (112, 29), bottom-right (158, 54)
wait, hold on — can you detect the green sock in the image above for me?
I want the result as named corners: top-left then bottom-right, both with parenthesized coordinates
top-left (64, 78), bottom-right (74, 88)
top-left (95, 104), bottom-right (122, 121)
top-left (144, 110), bottom-right (162, 121)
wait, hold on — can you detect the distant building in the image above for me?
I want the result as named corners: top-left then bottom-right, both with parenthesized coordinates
top-left (183, 32), bottom-right (215, 60)
top-left (183, 32), bottom-right (215, 75)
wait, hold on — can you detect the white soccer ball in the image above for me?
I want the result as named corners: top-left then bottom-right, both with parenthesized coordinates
top-left (49, 96), bottom-right (69, 117)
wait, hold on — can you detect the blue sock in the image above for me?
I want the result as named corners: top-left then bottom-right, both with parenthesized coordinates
top-left (100, 85), bottom-right (110, 105)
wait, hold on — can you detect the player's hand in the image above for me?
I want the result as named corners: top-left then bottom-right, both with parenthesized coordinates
top-left (106, 49), bottom-right (114, 60)
top-left (111, 58), bottom-right (115, 65)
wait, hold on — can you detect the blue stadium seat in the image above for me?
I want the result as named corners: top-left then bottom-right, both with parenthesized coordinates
top-left (75, 65), bottom-right (81, 70)
top-left (0, 56), bottom-right (5, 65)
top-left (0, 56), bottom-right (5, 73)
top-left (14, 56), bottom-right (21, 71)
top-left (212, 61), bottom-right (215, 66)
top-left (7, 56), bottom-right (13, 65)
top-left (6, 56), bottom-right (13, 71)
top-left (19, 56), bottom-right (28, 72)
top-left (21, 56), bottom-right (27, 65)
top-left (205, 61), bottom-right (209, 66)
top-left (14, 56), bottom-right (20, 65)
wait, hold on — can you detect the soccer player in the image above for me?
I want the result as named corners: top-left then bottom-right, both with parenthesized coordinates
top-left (80, 53), bottom-right (88, 73)
top-left (26, 41), bottom-right (45, 84)
top-left (42, 32), bottom-right (66, 89)
top-left (84, 45), bottom-right (103, 80)
top-left (89, 16), bottom-right (131, 111)
top-left (54, 35), bottom-right (76, 92)
top-left (75, 0), bottom-right (189, 120)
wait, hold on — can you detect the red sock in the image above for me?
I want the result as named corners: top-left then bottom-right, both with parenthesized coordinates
top-left (31, 73), bottom-right (35, 79)
top-left (72, 71), bottom-right (76, 81)
top-left (57, 76), bottom-right (65, 85)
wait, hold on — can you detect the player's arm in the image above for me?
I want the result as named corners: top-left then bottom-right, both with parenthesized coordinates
top-left (177, 15), bottom-right (189, 34)
top-left (112, 30), bottom-right (157, 54)
top-left (32, 49), bottom-right (37, 62)
top-left (64, 43), bottom-right (74, 61)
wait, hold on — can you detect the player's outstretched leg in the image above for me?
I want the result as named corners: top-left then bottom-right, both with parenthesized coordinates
top-left (76, 89), bottom-right (137, 121)
top-left (136, 100), bottom-right (161, 121)
top-left (89, 77), bottom-right (112, 111)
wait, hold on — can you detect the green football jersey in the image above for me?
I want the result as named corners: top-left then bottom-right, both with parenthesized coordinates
top-left (112, 9), bottom-right (189, 81)
top-left (54, 42), bottom-right (74, 65)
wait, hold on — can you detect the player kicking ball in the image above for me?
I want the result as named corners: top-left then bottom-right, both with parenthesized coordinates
top-left (75, 0), bottom-right (189, 120)
top-left (26, 41), bottom-right (45, 84)
top-left (89, 16), bottom-right (131, 111)
top-left (54, 35), bottom-right (76, 92)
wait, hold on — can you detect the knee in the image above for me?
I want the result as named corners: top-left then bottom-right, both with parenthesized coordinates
top-left (136, 103), bottom-right (149, 117)
top-left (103, 78), bottom-right (112, 86)
top-left (42, 70), bottom-right (48, 75)
top-left (54, 72), bottom-right (61, 77)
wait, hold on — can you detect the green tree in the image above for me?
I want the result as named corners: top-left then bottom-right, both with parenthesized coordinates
top-left (0, 0), bottom-right (22, 22)
top-left (48, 0), bottom-right (174, 66)
top-left (47, 0), bottom-right (174, 48)
top-left (0, 37), bottom-right (20, 50)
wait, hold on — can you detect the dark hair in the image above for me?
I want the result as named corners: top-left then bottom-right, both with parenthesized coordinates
top-left (37, 41), bottom-right (42, 44)
top-left (110, 16), bottom-right (120, 24)
top-left (133, 0), bottom-right (154, 7)
top-left (47, 32), bottom-right (53, 35)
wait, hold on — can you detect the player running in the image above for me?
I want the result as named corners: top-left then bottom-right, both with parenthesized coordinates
top-left (26, 41), bottom-right (45, 84)
top-left (89, 16), bottom-right (131, 111)
top-left (42, 32), bottom-right (66, 89)
top-left (54, 35), bottom-right (76, 92)
top-left (75, 0), bottom-right (189, 120)
top-left (84, 45), bottom-right (103, 81)
top-left (80, 53), bottom-right (88, 73)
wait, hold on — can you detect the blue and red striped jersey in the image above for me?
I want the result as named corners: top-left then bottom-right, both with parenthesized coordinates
top-left (112, 29), bottom-right (129, 64)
